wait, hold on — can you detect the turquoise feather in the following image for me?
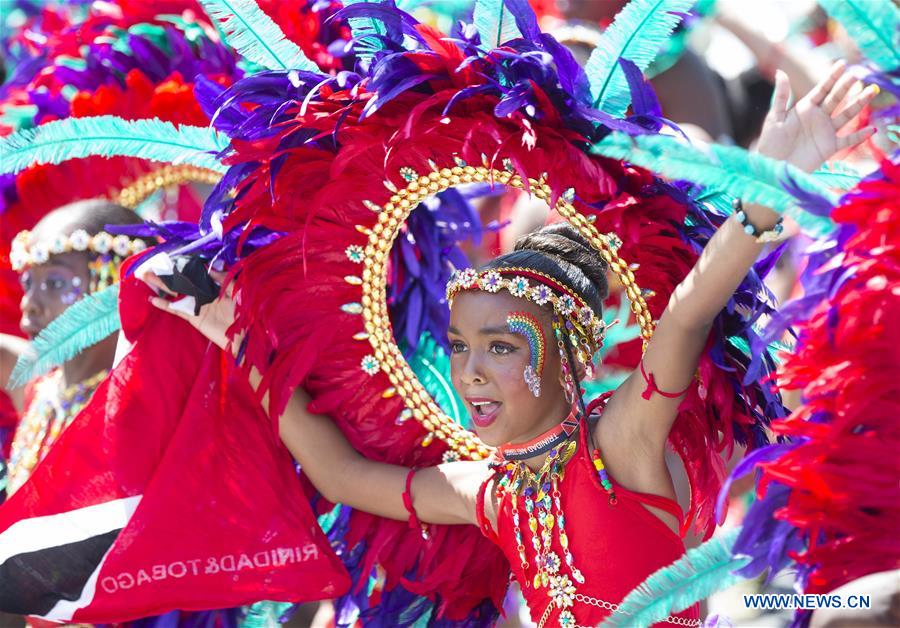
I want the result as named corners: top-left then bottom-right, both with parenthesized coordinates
top-left (812, 163), bottom-right (864, 190)
top-left (240, 601), bottom-right (295, 628)
top-left (600, 527), bottom-right (751, 627)
top-left (406, 333), bottom-right (466, 425)
top-left (8, 285), bottom-right (121, 388)
top-left (818, 0), bottom-right (900, 71)
top-left (473, 0), bottom-right (522, 50)
top-left (343, 0), bottom-right (389, 61)
top-left (0, 115), bottom-right (230, 175)
top-left (584, 0), bottom-right (694, 115)
top-left (198, 0), bottom-right (320, 72)
top-left (592, 132), bottom-right (837, 237)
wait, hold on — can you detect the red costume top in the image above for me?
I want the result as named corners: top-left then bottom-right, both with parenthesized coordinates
top-left (477, 397), bottom-right (701, 627)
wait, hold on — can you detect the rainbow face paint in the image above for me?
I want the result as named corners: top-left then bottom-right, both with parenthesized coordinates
top-left (507, 311), bottom-right (546, 398)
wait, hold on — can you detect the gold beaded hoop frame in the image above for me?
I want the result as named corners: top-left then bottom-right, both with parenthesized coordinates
top-left (115, 165), bottom-right (223, 209)
top-left (348, 158), bottom-right (655, 461)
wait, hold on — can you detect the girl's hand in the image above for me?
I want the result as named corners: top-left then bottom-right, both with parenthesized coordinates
top-left (145, 270), bottom-right (237, 352)
top-left (756, 61), bottom-right (878, 172)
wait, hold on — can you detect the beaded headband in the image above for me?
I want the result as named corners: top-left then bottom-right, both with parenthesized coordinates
top-left (446, 267), bottom-right (610, 348)
top-left (11, 229), bottom-right (149, 272)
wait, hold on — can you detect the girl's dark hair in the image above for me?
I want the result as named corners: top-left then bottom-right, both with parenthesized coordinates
top-left (482, 222), bottom-right (609, 316)
top-left (482, 223), bottom-right (609, 420)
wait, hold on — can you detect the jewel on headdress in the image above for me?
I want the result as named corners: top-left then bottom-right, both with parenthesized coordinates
top-left (453, 156), bottom-right (467, 167)
top-left (360, 355), bottom-right (380, 375)
top-left (427, 159), bottom-right (438, 171)
top-left (577, 306), bottom-right (594, 326)
top-left (502, 158), bottom-right (515, 173)
top-left (479, 270), bottom-right (502, 292)
top-left (562, 188), bottom-right (575, 202)
top-left (531, 284), bottom-right (552, 306)
top-left (399, 167), bottom-right (419, 182)
top-left (384, 179), bottom-right (399, 193)
top-left (395, 408), bottom-right (413, 424)
top-left (641, 288), bottom-right (656, 298)
top-left (345, 245), bottom-right (364, 263)
top-left (363, 200), bottom-right (383, 213)
top-left (458, 268), bottom-right (478, 288)
top-left (341, 302), bottom-right (363, 314)
top-left (557, 294), bottom-right (576, 316)
top-left (605, 233), bottom-right (623, 250)
top-left (508, 276), bottom-right (530, 298)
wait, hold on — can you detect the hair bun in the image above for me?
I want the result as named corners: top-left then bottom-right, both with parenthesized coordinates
top-left (514, 223), bottom-right (609, 302)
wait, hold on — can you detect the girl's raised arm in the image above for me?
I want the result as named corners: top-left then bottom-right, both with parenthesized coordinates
top-left (144, 271), bottom-right (487, 527)
top-left (605, 62), bottom-right (878, 452)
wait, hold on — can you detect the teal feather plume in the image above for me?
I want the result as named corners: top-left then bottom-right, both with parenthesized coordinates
top-left (593, 132), bottom-right (837, 237)
top-left (473, 0), bottom-right (522, 50)
top-left (240, 601), bottom-right (295, 628)
top-left (600, 527), bottom-right (751, 627)
top-left (343, 0), bottom-right (389, 61)
top-left (584, 0), bottom-right (694, 115)
top-left (406, 333), bottom-right (466, 425)
top-left (818, 0), bottom-right (900, 71)
top-left (9, 285), bottom-right (121, 388)
top-left (812, 163), bottom-right (864, 190)
top-left (198, 0), bottom-right (320, 72)
top-left (0, 115), bottom-right (230, 176)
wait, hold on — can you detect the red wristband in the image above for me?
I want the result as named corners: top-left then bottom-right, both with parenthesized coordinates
top-left (402, 468), bottom-right (430, 540)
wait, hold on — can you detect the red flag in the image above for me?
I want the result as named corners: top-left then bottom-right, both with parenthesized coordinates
top-left (0, 268), bottom-right (350, 621)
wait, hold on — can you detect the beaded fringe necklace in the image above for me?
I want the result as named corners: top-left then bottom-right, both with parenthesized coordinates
top-left (6, 369), bottom-right (107, 495)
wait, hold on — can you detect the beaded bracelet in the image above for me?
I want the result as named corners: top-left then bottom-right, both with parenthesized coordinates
top-left (402, 468), bottom-right (430, 540)
top-left (732, 199), bottom-right (786, 243)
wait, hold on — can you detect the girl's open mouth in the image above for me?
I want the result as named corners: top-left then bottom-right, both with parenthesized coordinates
top-left (467, 398), bottom-right (502, 428)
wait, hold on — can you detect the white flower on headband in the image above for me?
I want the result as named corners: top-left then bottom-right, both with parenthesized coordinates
top-left (50, 234), bottom-right (68, 255)
top-left (113, 235), bottom-right (132, 257)
top-left (92, 233), bottom-right (113, 255)
top-left (31, 245), bottom-right (49, 265)
top-left (70, 229), bottom-right (91, 252)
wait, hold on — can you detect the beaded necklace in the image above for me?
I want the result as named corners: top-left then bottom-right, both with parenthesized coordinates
top-left (491, 417), bottom-right (698, 628)
top-left (6, 369), bottom-right (108, 495)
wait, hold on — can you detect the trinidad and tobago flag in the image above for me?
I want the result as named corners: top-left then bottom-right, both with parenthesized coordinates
top-left (0, 267), bottom-right (349, 622)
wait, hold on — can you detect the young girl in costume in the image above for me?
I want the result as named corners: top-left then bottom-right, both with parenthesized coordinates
top-left (146, 62), bottom-right (877, 627)
top-left (4, 200), bottom-right (150, 497)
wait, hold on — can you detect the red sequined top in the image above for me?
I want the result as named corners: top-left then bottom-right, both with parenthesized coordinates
top-left (476, 399), bottom-right (701, 627)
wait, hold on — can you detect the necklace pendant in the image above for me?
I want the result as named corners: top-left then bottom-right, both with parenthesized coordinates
top-left (571, 567), bottom-right (585, 584)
